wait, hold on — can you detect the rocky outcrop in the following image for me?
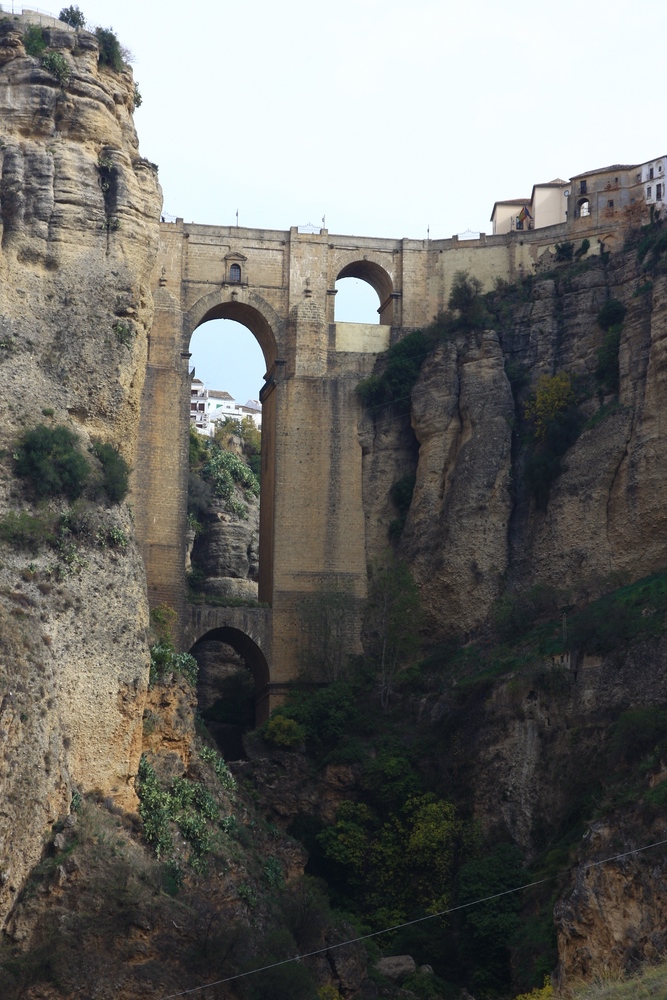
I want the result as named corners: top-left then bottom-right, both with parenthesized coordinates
top-left (555, 818), bottom-right (667, 986)
top-left (0, 15), bottom-right (161, 929)
top-left (191, 491), bottom-right (259, 601)
top-left (362, 252), bottom-right (667, 639)
top-left (402, 330), bottom-right (514, 636)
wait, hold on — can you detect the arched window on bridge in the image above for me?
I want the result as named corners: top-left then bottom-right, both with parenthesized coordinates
top-left (229, 263), bottom-right (242, 283)
top-left (334, 276), bottom-right (381, 324)
top-left (334, 259), bottom-right (394, 325)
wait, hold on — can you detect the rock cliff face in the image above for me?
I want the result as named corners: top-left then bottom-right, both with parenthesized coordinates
top-left (363, 254), bottom-right (667, 639)
top-left (0, 15), bottom-right (161, 929)
top-left (359, 246), bottom-right (667, 982)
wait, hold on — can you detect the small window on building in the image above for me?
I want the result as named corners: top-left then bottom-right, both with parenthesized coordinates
top-left (637, 173), bottom-right (642, 182)
top-left (647, 186), bottom-right (652, 199)
top-left (614, 177), bottom-right (618, 184)
top-left (229, 263), bottom-right (242, 283)
top-left (650, 167), bottom-right (655, 180)
top-left (607, 200), bottom-right (614, 208)
top-left (580, 180), bottom-right (587, 195)
top-left (577, 198), bottom-right (590, 218)
top-left (515, 218), bottom-right (523, 230)
top-left (658, 184), bottom-right (663, 200)
top-left (198, 402), bottom-right (205, 411)
top-left (660, 164), bottom-right (663, 174)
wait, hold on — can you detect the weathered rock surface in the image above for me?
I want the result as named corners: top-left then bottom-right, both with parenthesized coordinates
top-left (0, 15), bottom-right (161, 929)
top-left (403, 330), bottom-right (514, 636)
top-left (191, 492), bottom-right (259, 600)
top-left (363, 254), bottom-right (667, 639)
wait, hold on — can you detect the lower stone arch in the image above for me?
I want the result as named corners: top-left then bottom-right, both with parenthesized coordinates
top-left (190, 626), bottom-right (271, 759)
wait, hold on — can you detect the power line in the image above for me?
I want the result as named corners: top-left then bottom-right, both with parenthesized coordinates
top-left (157, 835), bottom-right (667, 1000)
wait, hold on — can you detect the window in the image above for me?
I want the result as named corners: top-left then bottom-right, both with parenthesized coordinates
top-left (515, 218), bottom-right (524, 230)
top-left (648, 186), bottom-right (652, 199)
top-left (650, 167), bottom-right (655, 180)
top-left (608, 200), bottom-right (614, 208)
top-left (660, 164), bottom-right (663, 174)
top-left (580, 180), bottom-right (587, 195)
top-left (229, 263), bottom-right (242, 283)
top-left (577, 198), bottom-right (590, 217)
top-left (658, 184), bottom-right (663, 200)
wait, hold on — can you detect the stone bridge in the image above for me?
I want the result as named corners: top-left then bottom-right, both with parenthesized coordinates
top-left (133, 217), bottom-right (619, 719)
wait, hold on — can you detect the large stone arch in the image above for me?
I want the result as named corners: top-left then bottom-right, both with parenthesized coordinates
top-left (183, 289), bottom-right (283, 371)
top-left (183, 290), bottom-right (282, 604)
top-left (333, 255), bottom-right (397, 325)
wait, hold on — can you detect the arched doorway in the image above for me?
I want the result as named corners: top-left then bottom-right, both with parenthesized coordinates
top-left (190, 626), bottom-right (271, 759)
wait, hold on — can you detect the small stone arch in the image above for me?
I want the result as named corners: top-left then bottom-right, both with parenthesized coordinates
top-left (190, 626), bottom-right (271, 730)
top-left (334, 257), bottom-right (395, 324)
top-left (184, 290), bottom-right (283, 371)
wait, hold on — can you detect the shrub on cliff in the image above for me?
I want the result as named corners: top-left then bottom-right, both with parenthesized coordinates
top-left (93, 441), bottom-right (130, 504)
top-left (95, 27), bottom-right (123, 71)
top-left (524, 374), bottom-right (583, 509)
top-left (15, 424), bottom-right (90, 500)
top-left (23, 25), bottom-right (46, 56)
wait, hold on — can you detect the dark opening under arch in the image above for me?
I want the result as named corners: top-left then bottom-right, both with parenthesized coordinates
top-left (190, 627), bottom-right (271, 758)
top-left (191, 626), bottom-right (270, 697)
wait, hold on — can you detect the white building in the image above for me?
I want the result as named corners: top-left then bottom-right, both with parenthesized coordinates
top-left (190, 378), bottom-right (262, 436)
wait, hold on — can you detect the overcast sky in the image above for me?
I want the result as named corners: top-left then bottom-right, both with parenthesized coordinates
top-left (39, 0), bottom-right (667, 400)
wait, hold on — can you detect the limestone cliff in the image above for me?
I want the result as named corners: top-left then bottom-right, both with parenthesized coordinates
top-left (363, 251), bottom-right (667, 639)
top-left (359, 244), bottom-right (667, 984)
top-left (0, 14), bottom-right (161, 929)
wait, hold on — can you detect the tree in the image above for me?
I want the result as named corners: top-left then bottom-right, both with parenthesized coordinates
top-left (364, 559), bottom-right (421, 708)
top-left (524, 373), bottom-right (575, 443)
top-left (448, 270), bottom-right (487, 329)
top-left (299, 584), bottom-right (357, 682)
top-left (58, 5), bottom-right (85, 28)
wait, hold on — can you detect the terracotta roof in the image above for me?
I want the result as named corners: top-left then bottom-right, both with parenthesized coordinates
top-left (208, 390), bottom-right (234, 400)
top-left (570, 163), bottom-right (636, 180)
top-left (490, 198), bottom-right (530, 222)
top-left (533, 178), bottom-right (569, 188)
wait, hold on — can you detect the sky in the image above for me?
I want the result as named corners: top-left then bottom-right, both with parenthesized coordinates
top-left (35, 0), bottom-right (667, 400)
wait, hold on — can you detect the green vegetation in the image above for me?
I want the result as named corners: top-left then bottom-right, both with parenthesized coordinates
top-left (148, 603), bottom-right (198, 686)
top-left (15, 424), bottom-right (90, 500)
top-left (389, 472), bottom-right (416, 537)
top-left (523, 373), bottom-right (583, 509)
top-left (357, 270), bottom-right (489, 414)
top-left (595, 300), bottom-right (626, 395)
top-left (554, 241), bottom-right (574, 262)
top-left (112, 320), bottom-right (133, 347)
top-left (23, 25), bottom-right (46, 56)
top-left (633, 220), bottom-right (667, 271)
top-left (58, 5), bottom-right (85, 27)
top-left (93, 440), bottom-right (130, 504)
top-left (41, 51), bottom-right (70, 86)
top-left (137, 755), bottom-right (219, 870)
top-left (95, 26), bottom-right (123, 71)
top-left (570, 962), bottom-right (667, 999)
top-left (0, 510), bottom-right (56, 552)
top-left (263, 715), bottom-right (306, 748)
